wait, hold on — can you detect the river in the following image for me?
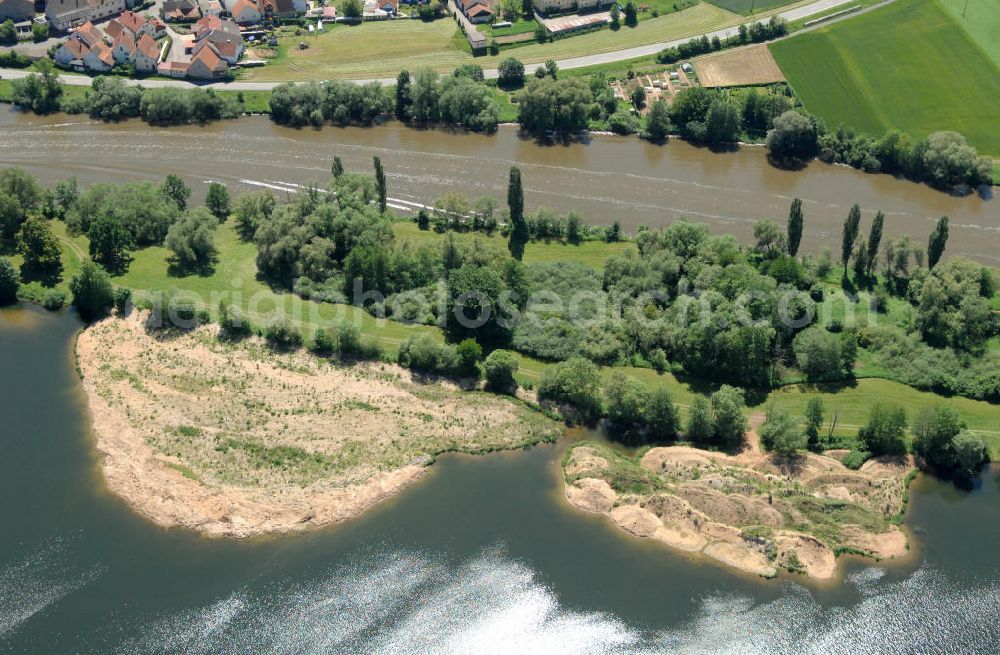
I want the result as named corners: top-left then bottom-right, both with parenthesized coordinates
top-left (1, 109), bottom-right (997, 264)
top-left (2, 306), bottom-right (1000, 653)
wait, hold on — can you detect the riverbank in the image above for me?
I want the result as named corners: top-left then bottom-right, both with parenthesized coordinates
top-left (562, 440), bottom-right (912, 581)
top-left (75, 312), bottom-right (558, 537)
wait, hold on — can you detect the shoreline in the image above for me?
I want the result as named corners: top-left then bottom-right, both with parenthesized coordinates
top-left (74, 313), bottom-right (558, 538)
top-left (561, 441), bottom-right (914, 582)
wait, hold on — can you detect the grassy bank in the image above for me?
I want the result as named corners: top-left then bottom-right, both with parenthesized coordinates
top-left (770, 0), bottom-right (1000, 155)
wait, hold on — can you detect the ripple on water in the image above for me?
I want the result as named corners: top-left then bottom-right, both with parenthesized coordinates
top-left (110, 547), bottom-right (1000, 655)
top-left (0, 539), bottom-right (103, 638)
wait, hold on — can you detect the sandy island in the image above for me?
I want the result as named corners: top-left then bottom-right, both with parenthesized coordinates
top-left (76, 313), bottom-right (558, 538)
top-left (563, 439), bottom-right (913, 581)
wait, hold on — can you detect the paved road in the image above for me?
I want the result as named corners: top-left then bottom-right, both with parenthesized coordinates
top-left (0, 0), bottom-right (862, 90)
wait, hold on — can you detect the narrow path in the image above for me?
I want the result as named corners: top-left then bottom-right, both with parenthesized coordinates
top-left (0, 0), bottom-right (873, 90)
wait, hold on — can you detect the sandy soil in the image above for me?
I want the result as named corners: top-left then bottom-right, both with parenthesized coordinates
top-left (694, 44), bottom-right (786, 88)
top-left (563, 441), bottom-right (913, 581)
top-left (77, 313), bottom-right (557, 538)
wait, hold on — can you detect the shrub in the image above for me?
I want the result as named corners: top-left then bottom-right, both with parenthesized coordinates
top-left (219, 303), bottom-right (250, 338)
top-left (538, 356), bottom-right (602, 422)
top-left (0, 257), bottom-right (18, 306)
top-left (264, 318), bottom-right (303, 349)
top-left (311, 327), bottom-right (335, 355)
top-left (841, 450), bottom-right (871, 470)
top-left (484, 349), bottom-right (518, 393)
top-left (70, 261), bottom-right (114, 320)
top-left (113, 287), bottom-right (132, 314)
top-left (41, 288), bottom-right (67, 311)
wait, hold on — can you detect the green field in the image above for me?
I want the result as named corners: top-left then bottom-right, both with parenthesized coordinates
top-left (769, 0), bottom-right (1000, 155)
top-left (938, 0), bottom-right (1000, 65)
top-left (706, 0), bottom-right (797, 15)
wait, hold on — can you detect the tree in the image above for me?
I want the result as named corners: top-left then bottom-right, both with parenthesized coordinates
top-left (952, 431), bottom-right (989, 479)
top-left (623, 0), bottom-right (638, 26)
top-left (792, 326), bottom-right (842, 381)
top-left (0, 257), bottom-right (18, 305)
top-left (205, 182), bottom-right (230, 220)
top-left (644, 100), bottom-right (670, 143)
top-left (604, 371), bottom-right (650, 431)
top-left (87, 214), bottom-right (133, 274)
top-left (497, 57), bottom-right (525, 89)
top-left (686, 396), bottom-right (713, 442)
top-left (927, 215), bottom-right (949, 270)
top-left (710, 385), bottom-right (748, 450)
top-left (0, 19), bottom-right (16, 45)
top-left (31, 21), bottom-right (47, 42)
top-left (538, 356), bottom-right (603, 421)
top-left (395, 69), bottom-right (412, 121)
top-left (609, 3), bottom-right (620, 27)
top-left (16, 217), bottom-right (62, 284)
top-left (165, 208), bottom-right (218, 272)
top-left (765, 111), bottom-right (817, 160)
top-left (160, 174), bottom-right (190, 210)
top-left (786, 198), bottom-right (803, 257)
top-left (232, 190), bottom-right (275, 240)
top-left (759, 405), bottom-right (805, 457)
top-left (921, 131), bottom-right (992, 188)
top-left (332, 156), bottom-right (345, 179)
top-left (456, 338), bottom-right (483, 377)
top-left (10, 60), bottom-right (62, 114)
top-left (484, 349), bottom-right (518, 393)
top-left (704, 97), bottom-right (740, 144)
top-left (804, 397), bottom-right (824, 451)
top-left (858, 402), bottom-right (907, 456)
top-left (912, 405), bottom-right (962, 472)
top-left (752, 219), bottom-right (785, 259)
top-left (606, 220), bottom-right (621, 243)
top-left (916, 257), bottom-right (993, 351)
top-left (507, 166), bottom-right (528, 260)
top-left (373, 156), bottom-right (387, 214)
top-left (516, 77), bottom-right (593, 136)
top-left (645, 387), bottom-right (679, 441)
top-left (630, 85), bottom-right (646, 110)
top-left (544, 59), bottom-right (558, 80)
top-left (342, 0), bottom-right (362, 17)
top-left (0, 167), bottom-right (41, 215)
top-left (841, 203), bottom-right (861, 275)
top-left (70, 260), bottom-right (115, 320)
top-left (866, 211), bottom-right (884, 278)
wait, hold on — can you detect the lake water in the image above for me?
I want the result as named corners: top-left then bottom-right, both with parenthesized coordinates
top-left (1, 109), bottom-right (997, 264)
top-left (2, 306), bottom-right (1000, 653)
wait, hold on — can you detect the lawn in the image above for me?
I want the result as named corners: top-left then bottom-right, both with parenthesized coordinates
top-left (937, 0), bottom-right (1000, 66)
top-left (487, 19), bottom-right (538, 36)
top-left (705, 0), bottom-right (798, 15)
top-left (243, 2), bottom-right (749, 80)
top-left (769, 0), bottom-right (1000, 155)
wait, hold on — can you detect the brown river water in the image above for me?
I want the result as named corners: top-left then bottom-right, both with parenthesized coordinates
top-left (1, 108), bottom-right (997, 263)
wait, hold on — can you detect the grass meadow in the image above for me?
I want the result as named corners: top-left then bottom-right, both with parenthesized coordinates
top-left (769, 0), bottom-right (1000, 155)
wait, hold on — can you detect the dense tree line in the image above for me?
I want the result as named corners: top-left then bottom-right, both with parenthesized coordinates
top-left (656, 17), bottom-right (788, 64)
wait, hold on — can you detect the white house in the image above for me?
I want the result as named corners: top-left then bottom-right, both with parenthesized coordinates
top-left (82, 41), bottom-right (114, 71)
top-left (132, 32), bottom-right (160, 72)
top-left (47, 0), bottom-right (126, 32)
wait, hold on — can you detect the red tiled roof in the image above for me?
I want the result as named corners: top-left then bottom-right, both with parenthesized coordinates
top-left (136, 32), bottom-right (159, 59)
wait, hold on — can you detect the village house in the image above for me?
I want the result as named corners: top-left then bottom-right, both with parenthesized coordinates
top-left (185, 41), bottom-right (227, 78)
top-left (161, 0), bottom-right (201, 21)
top-left (81, 40), bottom-right (114, 71)
top-left (532, 0), bottom-right (609, 14)
top-left (132, 32), bottom-right (159, 72)
top-left (46, 0), bottom-right (126, 32)
top-left (109, 29), bottom-right (135, 64)
top-left (0, 0), bottom-right (34, 23)
top-left (458, 0), bottom-right (492, 23)
top-left (228, 0), bottom-right (260, 25)
top-left (191, 14), bottom-right (243, 63)
top-left (257, 0), bottom-right (305, 19)
top-left (106, 9), bottom-right (157, 40)
top-left (53, 36), bottom-right (89, 67)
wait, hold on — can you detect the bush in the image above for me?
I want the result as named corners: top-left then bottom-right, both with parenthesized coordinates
top-left (538, 356), bottom-right (602, 422)
top-left (41, 288), bottom-right (67, 311)
top-left (841, 450), bottom-right (871, 470)
top-left (0, 257), bottom-right (20, 306)
top-left (607, 111), bottom-right (640, 135)
top-left (113, 287), bottom-right (132, 314)
top-left (264, 318), bottom-right (303, 349)
top-left (397, 333), bottom-right (459, 375)
top-left (70, 261), bottom-right (115, 320)
top-left (219, 303), bottom-right (251, 338)
top-left (484, 349), bottom-right (518, 393)
top-left (311, 327), bottom-right (335, 355)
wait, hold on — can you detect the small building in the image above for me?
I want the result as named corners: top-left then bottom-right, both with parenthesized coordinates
top-left (53, 37), bottom-right (89, 66)
top-left (257, 0), bottom-right (304, 19)
top-left (532, 0), bottom-right (610, 15)
top-left (460, 0), bottom-right (492, 24)
top-left (46, 0), bottom-right (126, 32)
top-left (186, 41), bottom-right (227, 78)
top-left (161, 0), bottom-right (201, 21)
top-left (157, 59), bottom-right (189, 77)
top-left (229, 0), bottom-right (261, 25)
top-left (81, 41), bottom-right (114, 71)
top-left (110, 30), bottom-right (135, 64)
top-left (70, 19), bottom-right (106, 47)
top-left (0, 0), bottom-right (34, 23)
top-left (132, 32), bottom-right (159, 72)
